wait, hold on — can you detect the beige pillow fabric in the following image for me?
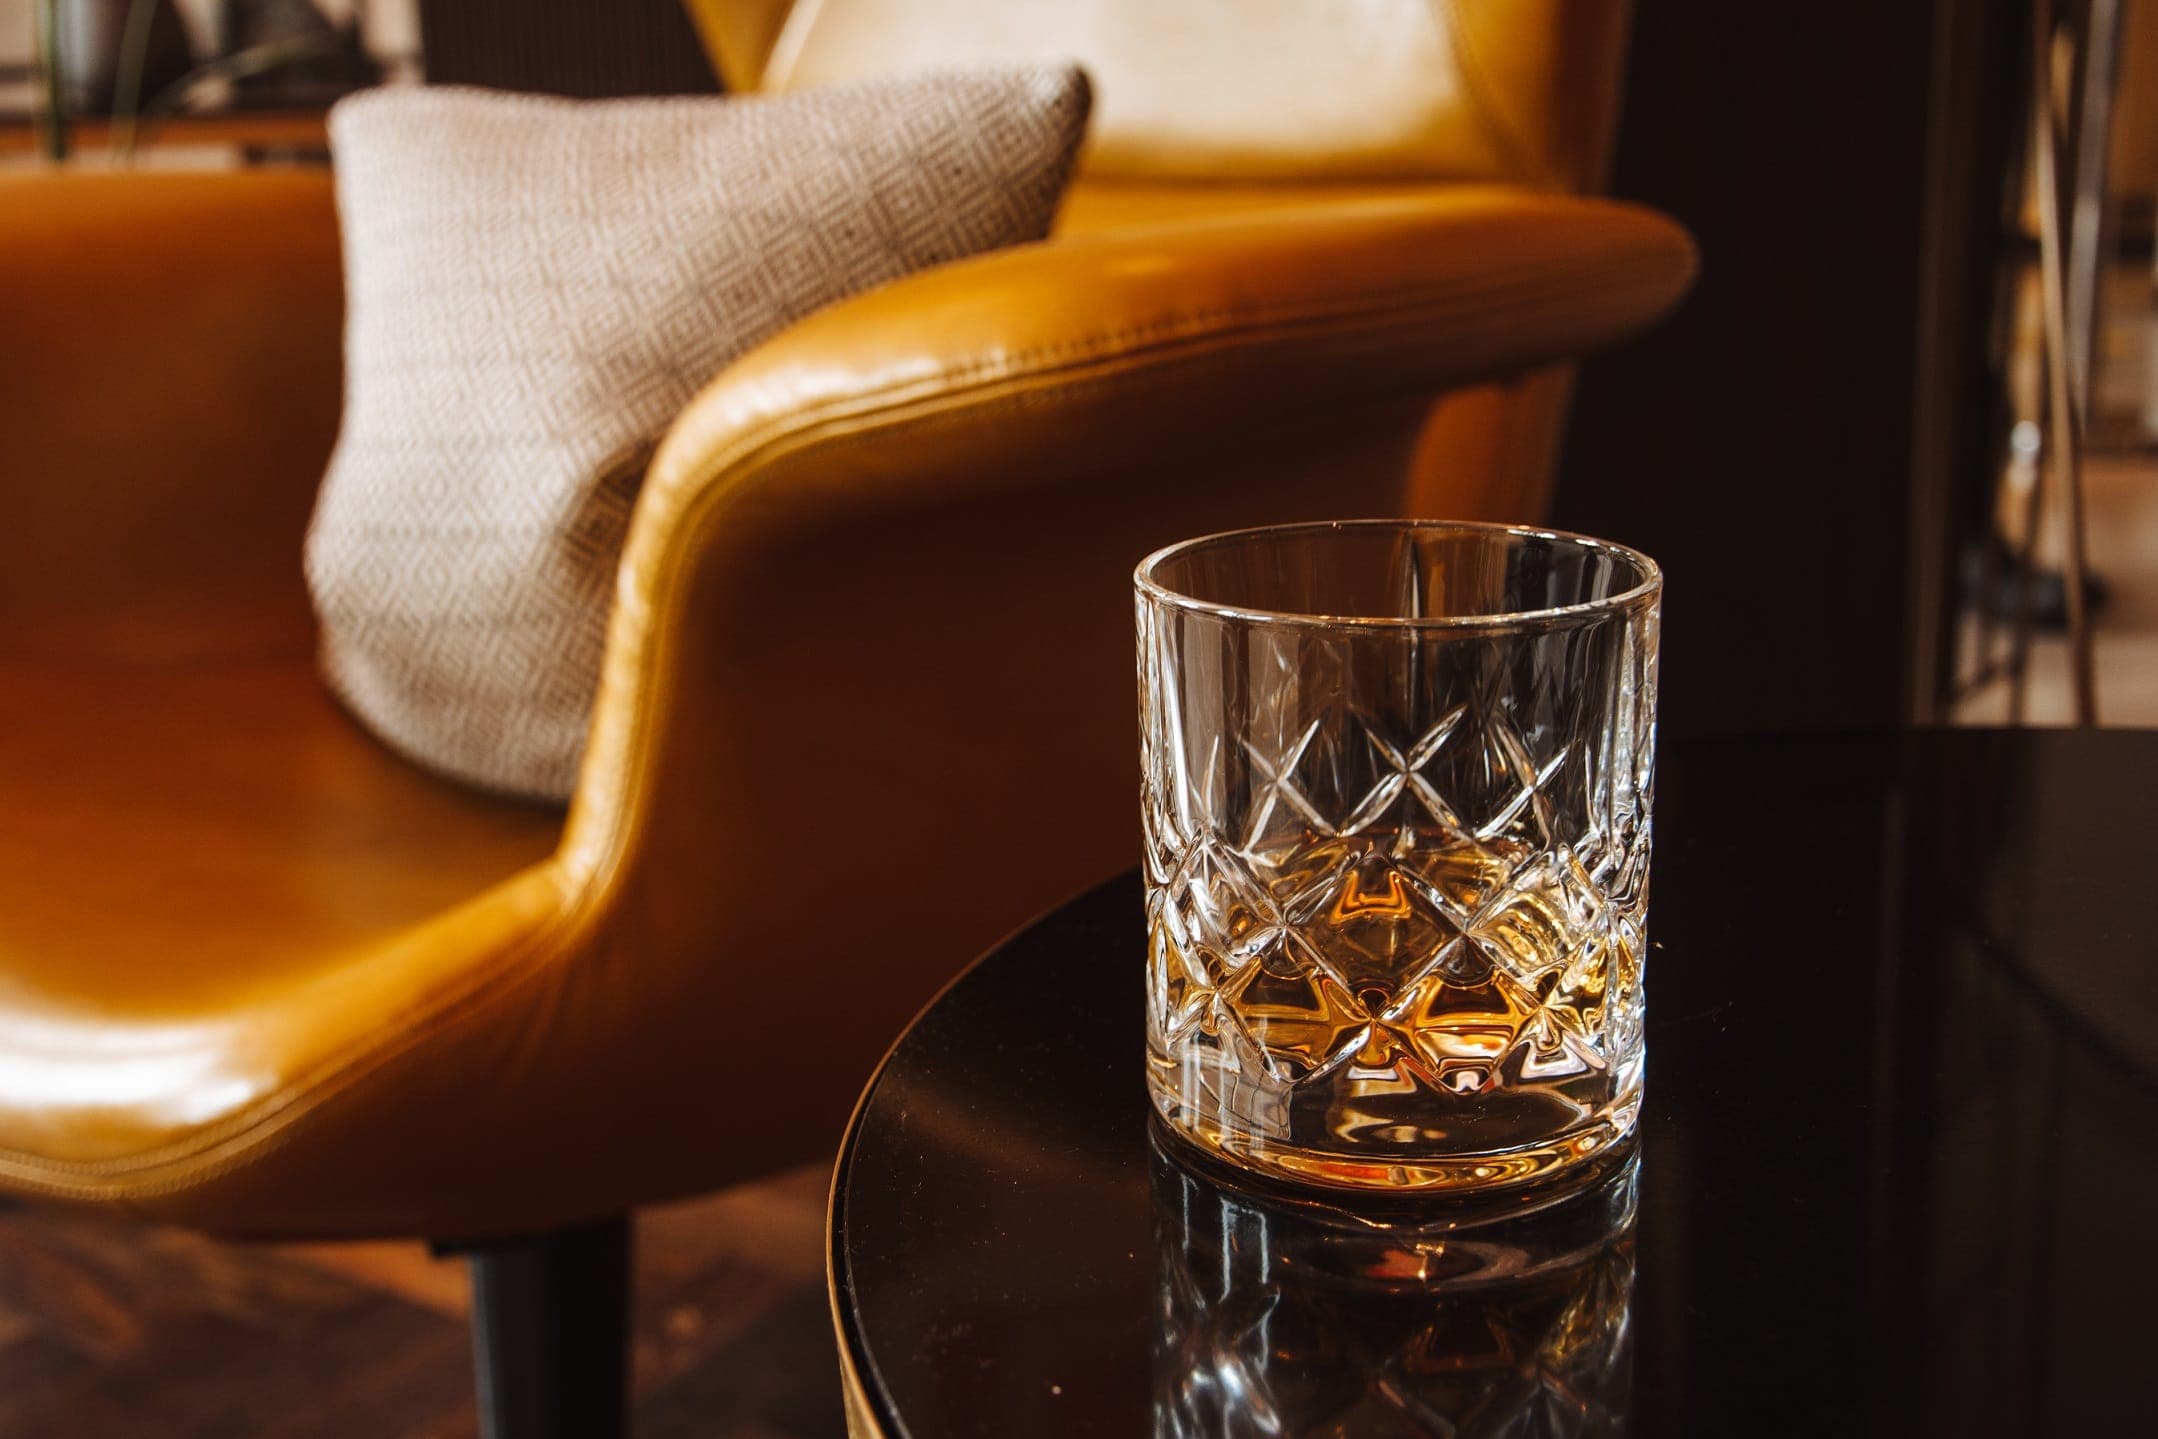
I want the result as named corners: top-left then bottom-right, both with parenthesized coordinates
top-left (306, 72), bottom-right (1090, 801)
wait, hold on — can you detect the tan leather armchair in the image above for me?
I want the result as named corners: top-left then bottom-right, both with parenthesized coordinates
top-left (690, 0), bottom-right (1647, 519)
top-left (0, 4), bottom-right (1690, 1431)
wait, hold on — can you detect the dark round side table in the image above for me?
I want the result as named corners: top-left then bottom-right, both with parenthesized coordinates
top-left (829, 730), bottom-right (2158, 1437)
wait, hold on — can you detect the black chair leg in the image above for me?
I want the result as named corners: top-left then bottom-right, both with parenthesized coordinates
top-left (462, 1215), bottom-right (632, 1439)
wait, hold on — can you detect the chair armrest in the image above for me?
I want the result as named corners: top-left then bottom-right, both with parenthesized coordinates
top-left (641, 185), bottom-right (1694, 513)
top-left (544, 188), bottom-right (1694, 1180)
top-left (0, 171), bottom-right (343, 661)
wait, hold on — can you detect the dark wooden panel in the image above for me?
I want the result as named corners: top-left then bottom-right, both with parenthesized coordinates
top-left (1553, 4), bottom-right (1944, 735)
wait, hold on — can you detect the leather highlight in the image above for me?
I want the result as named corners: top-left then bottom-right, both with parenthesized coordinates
top-left (693, 0), bottom-right (1632, 188)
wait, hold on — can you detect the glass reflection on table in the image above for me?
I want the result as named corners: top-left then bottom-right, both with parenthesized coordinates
top-left (1151, 1130), bottom-right (1638, 1438)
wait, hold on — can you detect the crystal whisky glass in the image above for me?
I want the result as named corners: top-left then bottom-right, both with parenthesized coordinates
top-left (1136, 520), bottom-right (1661, 1193)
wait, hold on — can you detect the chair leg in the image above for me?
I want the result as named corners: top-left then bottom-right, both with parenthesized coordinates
top-left (462, 1215), bottom-right (632, 1439)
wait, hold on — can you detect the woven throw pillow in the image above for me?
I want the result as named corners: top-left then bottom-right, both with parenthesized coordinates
top-left (306, 71), bottom-right (1090, 801)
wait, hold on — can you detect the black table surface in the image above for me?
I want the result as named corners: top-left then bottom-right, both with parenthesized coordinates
top-left (831, 729), bottom-right (2158, 1437)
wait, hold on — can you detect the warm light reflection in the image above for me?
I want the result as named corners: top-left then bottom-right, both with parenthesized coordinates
top-left (0, 1012), bottom-right (262, 1131)
top-left (1152, 1132), bottom-right (1637, 1437)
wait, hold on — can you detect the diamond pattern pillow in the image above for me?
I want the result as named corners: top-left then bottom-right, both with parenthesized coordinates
top-left (306, 72), bottom-right (1091, 800)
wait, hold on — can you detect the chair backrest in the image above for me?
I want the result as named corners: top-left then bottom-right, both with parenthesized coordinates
top-left (684, 0), bottom-right (1632, 190)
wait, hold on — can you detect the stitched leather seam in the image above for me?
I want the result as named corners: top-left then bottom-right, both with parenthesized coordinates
top-left (0, 252), bottom-right (1670, 1199)
top-left (1434, 0), bottom-right (1543, 186)
top-left (649, 257), bottom-right (1622, 485)
top-left (871, 259), bottom-right (1587, 379)
top-left (760, 0), bottom-right (828, 91)
top-left (0, 874), bottom-right (596, 1187)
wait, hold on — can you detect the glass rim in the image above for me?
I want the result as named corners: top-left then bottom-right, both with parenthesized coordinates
top-left (1134, 519), bottom-right (1663, 633)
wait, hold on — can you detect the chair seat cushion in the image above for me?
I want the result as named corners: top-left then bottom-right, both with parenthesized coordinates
top-left (0, 658), bottom-right (561, 1174)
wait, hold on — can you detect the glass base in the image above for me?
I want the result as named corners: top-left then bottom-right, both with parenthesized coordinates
top-left (1149, 1079), bottom-right (1641, 1201)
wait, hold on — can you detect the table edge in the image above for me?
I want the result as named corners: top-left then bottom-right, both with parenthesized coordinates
top-left (825, 869), bottom-right (1138, 1439)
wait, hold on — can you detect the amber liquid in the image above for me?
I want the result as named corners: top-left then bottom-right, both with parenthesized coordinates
top-left (1147, 827), bottom-right (1644, 1191)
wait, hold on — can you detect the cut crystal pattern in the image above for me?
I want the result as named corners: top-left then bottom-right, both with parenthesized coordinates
top-left (1139, 524), bottom-right (1660, 1190)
